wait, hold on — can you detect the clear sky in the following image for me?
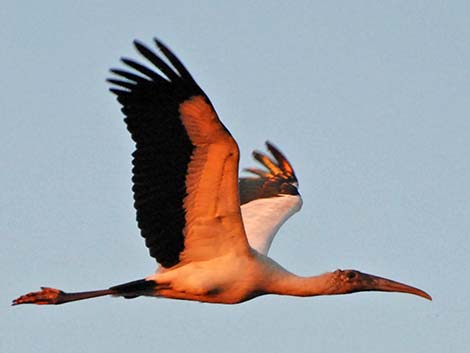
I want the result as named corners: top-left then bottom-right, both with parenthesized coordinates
top-left (2, 1), bottom-right (469, 352)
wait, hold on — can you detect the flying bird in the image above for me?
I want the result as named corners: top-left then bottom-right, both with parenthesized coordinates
top-left (13, 39), bottom-right (431, 306)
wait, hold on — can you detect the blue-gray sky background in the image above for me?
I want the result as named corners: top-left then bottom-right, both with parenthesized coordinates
top-left (2, 1), bottom-right (469, 352)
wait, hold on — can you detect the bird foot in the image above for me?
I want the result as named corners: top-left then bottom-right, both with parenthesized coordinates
top-left (12, 287), bottom-right (65, 305)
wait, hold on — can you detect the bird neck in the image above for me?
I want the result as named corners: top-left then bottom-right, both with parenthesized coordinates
top-left (267, 271), bottom-right (336, 297)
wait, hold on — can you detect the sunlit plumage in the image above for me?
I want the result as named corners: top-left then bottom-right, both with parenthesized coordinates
top-left (13, 38), bottom-right (431, 306)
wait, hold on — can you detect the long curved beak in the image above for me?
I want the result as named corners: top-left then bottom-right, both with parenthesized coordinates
top-left (361, 272), bottom-right (432, 300)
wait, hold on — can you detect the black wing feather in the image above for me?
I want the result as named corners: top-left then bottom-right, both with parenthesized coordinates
top-left (239, 142), bottom-right (299, 205)
top-left (109, 39), bottom-right (205, 268)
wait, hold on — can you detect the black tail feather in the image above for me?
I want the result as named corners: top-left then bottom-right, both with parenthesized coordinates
top-left (110, 279), bottom-right (156, 298)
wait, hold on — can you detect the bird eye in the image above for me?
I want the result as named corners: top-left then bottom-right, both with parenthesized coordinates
top-left (346, 271), bottom-right (357, 279)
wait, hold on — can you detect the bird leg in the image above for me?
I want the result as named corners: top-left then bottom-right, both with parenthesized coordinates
top-left (12, 287), bottom-right (114, 306)
top-left (12, 278), bottom-right (157, 306)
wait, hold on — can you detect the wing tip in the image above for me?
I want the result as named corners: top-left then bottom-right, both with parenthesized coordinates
top-left (246, 141), bottom-right (298, 185)
top-left (153, 37), bottom-right (166, 51)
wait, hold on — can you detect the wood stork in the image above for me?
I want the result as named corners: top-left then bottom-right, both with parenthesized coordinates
top-left (13, 39), bottom-right (431, 306)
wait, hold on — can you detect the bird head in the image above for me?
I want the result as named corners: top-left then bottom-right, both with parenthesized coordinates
top-left (329, 269), bottom-right (432, 300)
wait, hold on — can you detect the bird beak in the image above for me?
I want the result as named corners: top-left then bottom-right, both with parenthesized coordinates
top-left (359, 272), bottom-right (432, 301)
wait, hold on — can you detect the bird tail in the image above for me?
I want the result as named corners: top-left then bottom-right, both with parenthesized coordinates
top-left (109, 278), bottom-right (157, 298)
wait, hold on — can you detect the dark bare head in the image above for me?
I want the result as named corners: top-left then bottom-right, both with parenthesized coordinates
top-left (327, 269), bottom-right (432, 300)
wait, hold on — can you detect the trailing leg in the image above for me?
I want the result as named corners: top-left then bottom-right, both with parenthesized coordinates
top-left (12, 287), bottom-right (114, 305)
top-left (12, 278), bottom-right (157, 306)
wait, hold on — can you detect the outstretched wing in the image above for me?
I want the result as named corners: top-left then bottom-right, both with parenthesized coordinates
top-left (239, 142), bottom-right (302, 255)
top-left (108, 39), bottom-right (250, 268)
